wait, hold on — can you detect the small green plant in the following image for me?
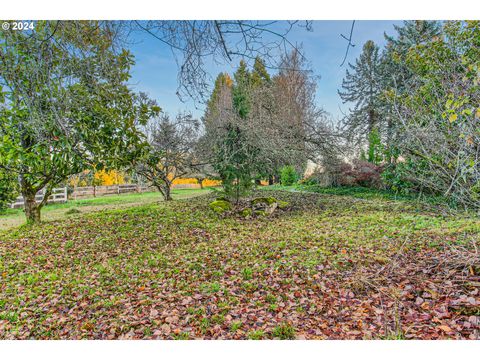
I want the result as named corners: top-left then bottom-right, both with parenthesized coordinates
top-left (272, 323), bottom-right (296, 339)
top-left (230, 321), bottom-right (243, 332)
top-left (242, 282), bottom-right (258, 292)
top-left (173, 332), bottom-right (190, 340)
top-left (65, 240), bottom-right (74, 250)
top-left (199, 317), bottom-right (210, 334)
top-left (201, 281), bottom-right (221, 294)
top-left (65, 208), bottom-right (81, 215)
top-left (380, 332), bottom-right (406, 340)
top-left (210, 282), bottom-right (221, 293)
top-left (280, 165), bottom-right (299, 186)
top-left (143, 327), bottom-right (153, 337)
top-left (247, 330), bottom-right (265, 340)
top-left (0, 311), bottom-right (19, 323)
top-left (268, 304), bottom-right (278, 312)
top-left (242, 267), bottom-right (253, 280)
top-left (211, 314), bottom-right (225, 324)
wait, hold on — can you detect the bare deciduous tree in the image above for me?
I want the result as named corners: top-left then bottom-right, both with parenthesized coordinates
top-left (134, 112), bottom-right (201, 201)
top-left (132, 20), bottom-right (312, 103)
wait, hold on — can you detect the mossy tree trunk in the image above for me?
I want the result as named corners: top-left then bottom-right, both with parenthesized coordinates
top-left (24, 192), bottom-right (41, 224)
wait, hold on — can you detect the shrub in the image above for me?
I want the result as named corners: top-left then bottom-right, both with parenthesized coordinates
top-left (381, 159), bottom-right (418, 195)
top-left (280, 165), bottom-right (298, 186)
top-left (320, 158), bottom-right (384, 189)
top-left (317, 155), bottom-right (352, 187)
top-left (348, 160), bottom-right (384, 189)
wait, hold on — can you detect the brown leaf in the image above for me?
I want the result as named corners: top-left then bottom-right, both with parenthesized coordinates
top-left (437, 325), bottom-right (453, 333)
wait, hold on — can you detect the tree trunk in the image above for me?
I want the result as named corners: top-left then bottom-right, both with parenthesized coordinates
top-left (197, 178), bottom-right (204, 189)
top-left (368, 109), bottom-right (376, 149)
top-left (24, 193), bottom-right (41, 224)
top-left (268, 176), bottom-right (274, 186)
top-left (164, 183), bottom-right (173, 201)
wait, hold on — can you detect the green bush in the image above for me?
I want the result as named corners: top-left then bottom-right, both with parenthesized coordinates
top-left (0, 170), bottom-right (18, 212)
top-left (381, 159), bottom-right (417, 195)
top-left (300, 176), bottom-right (319, 186)
top-left (280, 165), bottom-right (298, 186)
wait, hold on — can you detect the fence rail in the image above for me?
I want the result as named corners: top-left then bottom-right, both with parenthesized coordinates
top-left (10, 187), bottom-right (68, 209)
top-left (171, 183), bottom-right (202, 189)
top-left (10, 183), bottom-right (205, 207)
top-left (70, 184), bottom-right (156, 199)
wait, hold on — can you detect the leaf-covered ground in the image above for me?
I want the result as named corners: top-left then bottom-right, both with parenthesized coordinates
top-left (0, 188), bottom-right (209, 231)
top-left (1, 189), bottom-right (479, 339)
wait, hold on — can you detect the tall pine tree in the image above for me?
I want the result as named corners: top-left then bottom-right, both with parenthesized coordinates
top-left (251, 56), bottom-right (271, 88)
top-left (339, 40), bottom-right (384, 151)
top-left (381, 20), bottom-right (441, 155)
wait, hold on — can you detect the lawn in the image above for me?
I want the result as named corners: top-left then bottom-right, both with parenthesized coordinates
top-left (0, 188), bottom-right (479, 339)
top-left (0, 188), bottom-right (210, 231)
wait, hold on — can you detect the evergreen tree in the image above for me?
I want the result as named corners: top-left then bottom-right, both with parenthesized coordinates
top-left (251, 57), bottom-right (271, 88)
top-left (201, 63), bottom-right (257, 202)
top-left (232, 60), bottom-right (251, 119)
top-left (339, 40), bottom-right (384, 150)
top-left (381, 21), bottom-right (441, 150)
top-left (204, 72), bottom-right (233, 123)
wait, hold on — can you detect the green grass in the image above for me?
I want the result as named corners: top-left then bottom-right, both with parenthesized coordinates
top-left (265, 184), bottom-right (452, 207)
top-left (0, 188), bottom-right (478, 339)
top-left (0, 188), bottom-right (211, 231)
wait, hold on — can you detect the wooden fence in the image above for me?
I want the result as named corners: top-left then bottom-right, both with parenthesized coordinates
top-left (10, 187), bottom-right (68, 209)
top-left (171, 183), bottom-right (202, 190)
top-left (70, 184), bottom-right (154, 200)
top-left (70, 183), bottom-right (203, 200)
top-left (10, 183), bottom-right (205, 207)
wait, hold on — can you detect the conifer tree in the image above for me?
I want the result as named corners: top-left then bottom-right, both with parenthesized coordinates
top-left (339, 40), bottom-right (384, 150)
top-left (232, 60), bottom-right (252, 119)
top-left (381, 21), bottom-right (441, 149)
top-left (251, 57), bottom-right (271, 88)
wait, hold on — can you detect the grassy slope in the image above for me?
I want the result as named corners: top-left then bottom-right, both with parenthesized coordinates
top-left (0, 188), bottom-right (210, 231)
top-left (0, 189), bottom-right (479, 339)
top-left (266, 184), bottom-right (453, 206)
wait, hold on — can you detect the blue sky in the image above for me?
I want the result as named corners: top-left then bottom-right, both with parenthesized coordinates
top-left (128, 20), bottom-right (404, 121)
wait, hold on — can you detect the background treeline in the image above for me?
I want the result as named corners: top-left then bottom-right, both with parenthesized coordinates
top-left (329, 20), bottom-right (480, 210)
